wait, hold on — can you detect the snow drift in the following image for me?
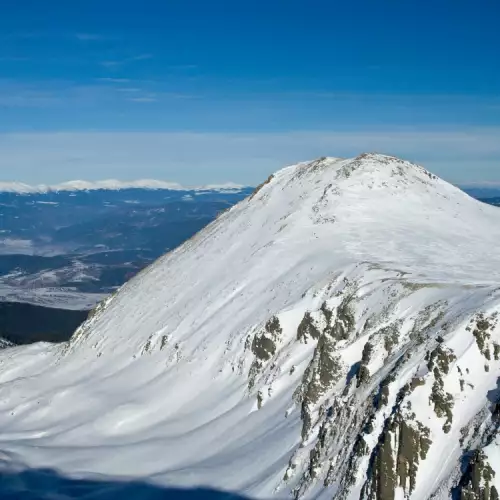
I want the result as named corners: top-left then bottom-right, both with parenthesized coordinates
top-left (1, 153), bottom-right (500, 499)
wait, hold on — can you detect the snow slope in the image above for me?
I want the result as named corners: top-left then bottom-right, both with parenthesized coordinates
top-left (1, 153), bottom-right (500, 499)
top-left (0, 179), bottom-right (245, 194)
top-left (0, 284), bottom-right (105, 310)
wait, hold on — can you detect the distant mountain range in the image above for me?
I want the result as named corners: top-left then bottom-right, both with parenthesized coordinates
top-left (0, 179), bottom-right (246, 194)
top-left (2, 177), bottom-right (498, 198)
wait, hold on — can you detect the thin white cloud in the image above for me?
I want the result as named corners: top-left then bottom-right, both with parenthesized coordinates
top-left (100, 54), bottom-right (153, 68)
top-left (0, 82), bottom-right (62, 107)
top-left (168, 64), bottom-right (198, 70)
top-left (75, 33), bottom-right (107, 41)
top-left (130, 54), bottom-right (153, 61)
top-left (0, 95), bottom-right (59, 107)
top-left (116, 87), bottom-right (142, 92)
top-left (127, 96), bottom-right (157, 102)
top-left (0, 129), bottom-right (498, 186)
top-left (100, 60), bottom-right (121, 68)
top-left (0, 80), bottom-right (198, 107)
top-left (0, 80), bottom-right (118, 107)
top-left (97, 78), bottom-right (131, 83)
top-left (125, 92), bottom-right (197, 101)
top-left (4, 32), bottom-right (113, 41)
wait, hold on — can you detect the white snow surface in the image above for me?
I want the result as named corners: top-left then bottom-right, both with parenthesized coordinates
top-left (0, 285), bottom-right (105, 310)
top-left (0, 179), bottom-right (245, 193)
top-left (1, 154), bottom-right (500, 499)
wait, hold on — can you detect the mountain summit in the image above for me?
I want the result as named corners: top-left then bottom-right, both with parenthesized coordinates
top-left (1, 154), bottom-right (500, 499)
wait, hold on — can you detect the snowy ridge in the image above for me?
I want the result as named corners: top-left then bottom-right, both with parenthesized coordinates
top-left (0, 179), bottom-right (246, 194)
top-left (1, 153), bottom-right (500, 499)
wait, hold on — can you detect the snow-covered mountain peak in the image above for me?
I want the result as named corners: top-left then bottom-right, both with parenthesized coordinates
top-left (265, 153), bottom-right (442, 198)
top-left (1, 154), bottom-right (500, 500)
top-left (245, 154), bottom-right (492, 275)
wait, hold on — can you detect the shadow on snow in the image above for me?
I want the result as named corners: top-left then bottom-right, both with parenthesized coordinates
top-left (0, 465), bottom-right (251, 500)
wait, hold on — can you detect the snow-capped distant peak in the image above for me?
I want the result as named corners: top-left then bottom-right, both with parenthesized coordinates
top-left (0, 179), bottom-right (247, 194)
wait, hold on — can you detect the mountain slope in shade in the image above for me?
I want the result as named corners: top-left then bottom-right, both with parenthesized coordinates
top-left (1, 154), bottom-right (500, 499)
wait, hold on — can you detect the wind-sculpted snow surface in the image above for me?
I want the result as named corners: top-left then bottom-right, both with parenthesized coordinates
top-left (1, 154), bottom-right (500, 499)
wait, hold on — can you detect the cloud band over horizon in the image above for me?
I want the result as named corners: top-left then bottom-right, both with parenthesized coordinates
top-left (0, 128), bottom-right (499, 187)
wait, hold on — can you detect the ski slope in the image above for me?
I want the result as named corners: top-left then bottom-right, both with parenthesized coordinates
top-left (1, 153), bottom-right (500, 499)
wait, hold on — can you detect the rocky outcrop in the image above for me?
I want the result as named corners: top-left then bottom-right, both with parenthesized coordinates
top-left (361, 406), bottom-right (432, 499)
top-left (426, 344), bottom-right (457, 433)
top-left (297, 312), bottom-right (321, 344)
top-left (457, 450), bottom-right (499, 500)
top-left (293, 297), bottom-right (356, 439)
top-left (469, 313), bottom-right (499, 370)
top-left (248, 316), bottom-right (283, 390)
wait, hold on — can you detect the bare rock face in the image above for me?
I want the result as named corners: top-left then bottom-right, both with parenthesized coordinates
top-left (248, 315), bottom-right (283, 391)
top-left (458, 450), bottom-right (499, 500)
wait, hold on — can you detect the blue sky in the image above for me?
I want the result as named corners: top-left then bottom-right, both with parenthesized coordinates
top-left (0, 0), bottom-right (499, 186)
